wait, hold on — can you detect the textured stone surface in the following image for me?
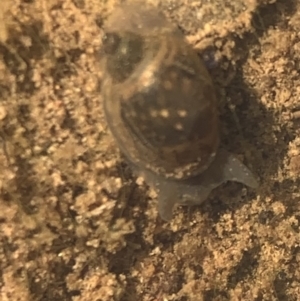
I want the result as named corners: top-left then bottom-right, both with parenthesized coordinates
top-left (0, 0), bottom-right (299, 300)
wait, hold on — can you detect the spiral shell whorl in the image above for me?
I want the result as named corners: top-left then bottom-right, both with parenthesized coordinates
top-left (101, 3), bottom-right (258, 220)
top-left (102, 5), bottom-right (219, 180)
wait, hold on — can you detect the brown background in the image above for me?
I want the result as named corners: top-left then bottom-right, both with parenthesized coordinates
top-left (0, 0), bottom-right (299, 300)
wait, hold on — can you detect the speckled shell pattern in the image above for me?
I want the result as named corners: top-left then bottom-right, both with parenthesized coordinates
top-left (101, 3), bottom-right (220, 180)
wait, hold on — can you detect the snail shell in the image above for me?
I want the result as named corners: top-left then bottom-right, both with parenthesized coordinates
top-left (101, 3), bottom-right (258, 221)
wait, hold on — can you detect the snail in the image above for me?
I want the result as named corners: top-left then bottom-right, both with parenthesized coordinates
top-left (101, 3), bottom-right (258, 221)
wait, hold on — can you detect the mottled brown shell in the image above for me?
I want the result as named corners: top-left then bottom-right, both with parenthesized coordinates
top-left (101, 3), bottom-right (258, 221)
top-left (101, 3), bottom-right (219, 180)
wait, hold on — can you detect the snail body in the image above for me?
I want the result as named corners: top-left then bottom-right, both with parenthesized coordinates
top-left (101, 3), bottom-right (258, 221)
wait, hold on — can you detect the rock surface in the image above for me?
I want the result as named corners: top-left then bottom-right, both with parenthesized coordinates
top-left (0, 0), bottom-right (299, 300)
